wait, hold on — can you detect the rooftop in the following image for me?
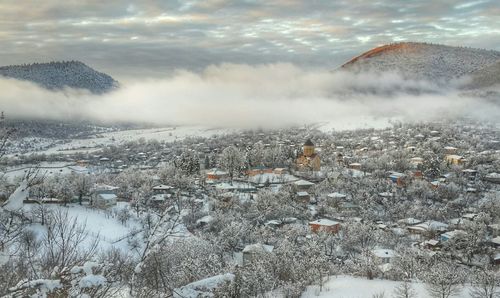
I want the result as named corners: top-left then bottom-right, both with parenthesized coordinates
top-left (309, 219), bottom-right (339, 226)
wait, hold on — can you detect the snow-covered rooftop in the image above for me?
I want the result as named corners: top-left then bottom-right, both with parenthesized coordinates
top-left (243, 243), bottom-right (274, 253)
top-left (294, 179), bottom-right (315, 186)
top-left (152, 184), bottom-right (174, 190)
top-left (328, 192), bottom-right (347, 199)
top-left (372, 249), bottom-right (395, 259)
top-left (173, 273), bottom-right (235, 298)
top-left (97, 193), bottom-right (117, 201)
top-left (309, 219), bottom-right (339, 226)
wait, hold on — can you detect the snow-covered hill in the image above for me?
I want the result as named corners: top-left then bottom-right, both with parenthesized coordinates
top-left (0, 61), bottom-right (118, 93)
top-left (465, 60), bottom-right (500, 89)
top-left (341, 42), bottom-right (500, 87)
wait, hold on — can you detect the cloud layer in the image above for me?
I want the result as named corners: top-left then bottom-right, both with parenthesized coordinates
top-left (0, 0), bottom-right (499, 78)
top-left (0, 64), bottom-right (498, 129)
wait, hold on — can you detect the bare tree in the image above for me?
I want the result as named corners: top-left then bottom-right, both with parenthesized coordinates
top-left (470, 266), bottom-right (500, 298)
top-left (40, 209), bottom-right (99, 273)
top-left (129, 206), bottom-right (186, 296)
top-left (5, 209), bottom-right (111, 297)
top-left (393, 247), bottom-right (426, 279)
top-left (0, 111), bottom-right (13, 162)
top-left (424, 259), bottom-right (465, 298)
top-left (393, 279), bottom-right (417, 298)
top-left (0, 168), bottom-right (43, 253)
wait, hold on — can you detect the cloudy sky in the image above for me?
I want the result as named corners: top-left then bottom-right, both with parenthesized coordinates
top-left (1, 0), bottom-right (499, 78)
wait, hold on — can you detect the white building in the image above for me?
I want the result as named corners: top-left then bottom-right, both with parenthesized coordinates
top-left (95, 193), bottom-right (117, 208)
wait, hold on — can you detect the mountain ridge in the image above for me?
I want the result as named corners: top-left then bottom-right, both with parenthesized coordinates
top-left (0, 61), bottom-right (118, 94)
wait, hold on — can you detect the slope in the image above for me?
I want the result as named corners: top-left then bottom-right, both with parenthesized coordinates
top-left (341, 42), bottom-right (500, 85)
top-left (0, 61), bottom-right (118, 93)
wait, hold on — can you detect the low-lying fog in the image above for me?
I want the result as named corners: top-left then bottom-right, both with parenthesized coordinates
top-left (1, 63), bottom-right (498, 129)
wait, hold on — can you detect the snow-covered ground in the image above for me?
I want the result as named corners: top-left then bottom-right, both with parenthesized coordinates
top-left (174, 273), bottom-right (235, 298)
top-left (314, 116), bottom-right (397, 132)
top-left (36, 126), bottom-right (236, 155)
top-left (247, 173), bottom-right (299, 184)
top-left (2, 162), bottom-right (81, 183)
top-left (301, 275), bottom-right (471, 298)
top-left (23, 202), bottom-right (142, 252)
top-left (9, 121), bottom-right (402, 157)
top-left (7, 120), bottom-right (403, 158)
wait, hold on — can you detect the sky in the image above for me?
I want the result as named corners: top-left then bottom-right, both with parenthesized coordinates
top-left (1, 0), bottom-right (500, 78)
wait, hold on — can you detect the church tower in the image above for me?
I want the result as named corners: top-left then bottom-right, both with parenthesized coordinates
top-left (296, 138), bottom-right (321, 171)
top-left (303, 139), bottom-right (315, 157)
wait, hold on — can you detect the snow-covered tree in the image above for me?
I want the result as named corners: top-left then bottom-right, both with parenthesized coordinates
top-left (393, 279), bottom-right (417, 298)
top-left (469, 266), bottom-right (500, 298)
top-left (218, 146), bottom-right (245, 182)
top-left (423, 259), bottom-right (466, 298)
top-left (71, 173), bottom-right (92, 205)
top-left (175, 150), bottom-right (200, 175)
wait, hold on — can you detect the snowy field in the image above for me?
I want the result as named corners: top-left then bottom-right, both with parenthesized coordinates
top-left (23, 202), bottom-right (142, 252)
top-left (13, 120), bottom-right (399, 157)
top-left (313, 116), bottom-right (397, 133)
top-left (301, 275), bottom-right (472, 298)
top-left (2, 161), bottom-right (79, 183)
top-left (18, 125), bottom-right (237, 156)
top-left (6, 126), bottom-right (234, 157)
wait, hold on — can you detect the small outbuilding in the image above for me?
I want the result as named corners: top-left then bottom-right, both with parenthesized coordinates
top-left (309, 219), bottom-right (340, 234)
top-left (95, 193), bottom-right (117, 208)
